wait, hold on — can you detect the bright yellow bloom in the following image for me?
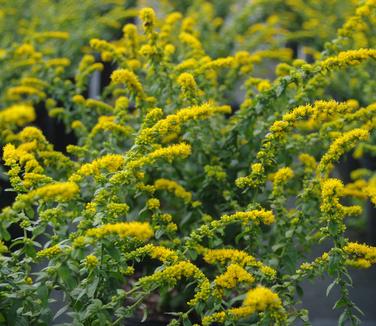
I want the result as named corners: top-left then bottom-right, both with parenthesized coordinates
top-left (89, 116), bottom-right (133, 138)
top-left (137, 102), bottom-right (231, 144)
top-left (111, 69), bottom-right (144, 97)
top-left (139, 7), bottom-right (156, 33)
top-left (299, 153), bottom-right (317, 172)
top-left (6, 85), bottom-right (46, 100)
top-left (86, 222), bottom-right (154, 241)
top-left (154, 178), bottom-right (192, 202)
top-left (273, 167), bottom-right (294, 187)
top-left (0, 105), bottom-right (35, 127)
top-left (138, 260), bottom-right (210, 306)
top-left (214, 264), bottom-right (254, 289)
top-left (320, 178), bottom-right (362, 218)
top-left (37, 245), bottom-right (63, 259)
top-left (344, 242), bottom-right (376, 268)
top-left (126, 244), bottom-right (178, 263)
top-left (146, 198), bottom-right (160, 209)
top-left (203, 248), bottom-right (276, 278)
top-left (84, 255), bottom-right (99, 268)
top-left (244, 286), bottom-right (281, 309)
top-left (319, 49), bottom-right (376, 71)
top-left (126, 143), bottom-right (192, 170)
top-left (69, 154), bottom-right (125, 182)
top-left (318, 129), bottom-right (369, 175)
top-left (202, 286), bottom-right (282, 325)
top-left (177, 72), bottom-right (200, 99)
top-left (22, 182), bottom-right (79, 202)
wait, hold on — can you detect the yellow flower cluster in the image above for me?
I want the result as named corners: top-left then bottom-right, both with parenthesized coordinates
top-left (126, 143), bottom-right (192, 170)
top-left (154, 178), bottom-right (192, 203)
top-left (320, 178), bottom-right (362, 218)
top-left (0, 105), bottom-right (36, 127)
top-left (297, 252), bottom-right (330, 276)
top-left (85, 222), bottom-right (154, 241)
top-left (236, 100), bottom-right (357, 188)
top-left (146, 198), bottom-right (160, 210)
top-left (214, 264), bottom-right (254, 289)
top-left (344, 242), bottom-right (376, 269)
top-left (203, 248), bottom-right (276, 279)
top-left (139, 7), bottom-right (156, 34)
top-left (338, 0), bottom-right (376, 37)
top-left (223, 210), bottom-right (275, 225)
top-left (69, 154), bottom-right (125, 182)
top-left (299, 153), bottom-right (317, 173)
top-left (126, 244), bottom-right (178, 263)
top-left (106, 202), bottom-right (130, 218)
top-left (318, 129), bottom-right (369, 176)
top-left (272, 167), bottom-right (294, 194)
top-left (111, 69), bottom-right (144, 98)
top-left (190, 210), bottom-right (275, 244)
top-left (6, 85), bottom-right (46, 101)
top-left (37, 245), bottom-right (63, 259)
top-left (139, 260), bottom-right (210, 305)
top-left (243, 286), bottom-right (282, 310)
top-left (21, 182), bottom-right (79, 203)
top-left (84, 254), bottom-right (99, 268)
top-left (137, 102), bottom-right (231, 145)
top-left (202, 286), bottom-right (282, 325)
top-left (319, 49), bottom-right (376, 71)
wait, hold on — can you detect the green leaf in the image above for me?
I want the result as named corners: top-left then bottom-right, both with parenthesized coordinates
top-left (86, 276), bottom-right (99, 298)
top-left (58, 265), bottom-right (77, 290)
top-left (326, 280), bottom-right (336, 296)
top-left (54, 304), bottom-right (69, 320)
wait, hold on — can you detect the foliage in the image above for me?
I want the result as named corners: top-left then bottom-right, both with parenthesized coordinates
top-left (0, 1), bottom-right (376, 325)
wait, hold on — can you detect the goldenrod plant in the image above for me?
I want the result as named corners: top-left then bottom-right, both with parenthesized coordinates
top-left (0, 1), bottom-right (376, 325)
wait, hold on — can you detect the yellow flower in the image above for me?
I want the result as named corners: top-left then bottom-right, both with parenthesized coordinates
top-left (344, 242), bottom-right (376, 268)
top-left (126, 143), bottom-right (192, 170)
top-left (22, 182), bottom-right (79, 203)
top-left (69, 154), bottom-right (125, 182)
top-left (146, 198), bottom-right (160, 209)
top-left (273, 167), bottom-right (294, 187)
top-left (190, 209), bottom-right (275, 245)
top-left (139, 7), bottom-right (156, 33)
top-left (179, 32), bottom-right (204, 57)
top-left (0, 105), bottom-right (35, 127)
top-left (6, 85), bottom-right (46, 100)
top-left (139, 260), bottom-right (210, 305)
top-left (214, 264), bottom-right (254, 289)
top-left (203, 248), bottom-right (276, 279)
top-left (177, 72), bottom-right (199, 98)
top-left (137, 102), bottom-right (231, 145)
top-left (319, 49), bottom-right (376, 71)
top-left (202, 286), bottom-right (282, 325)
top-left (154, 178), bottom-right (192, 203)
top-left (126, 244), bottom-right (178, 263)
top-left (299, 153), bottom-right (317, 172)
top-left (243, 286), bottom-right (282, 310)
top-left (86, 222), bottom-right (154, 241)
top-left (37, 245), bottom-right (63, 259)
top-left (318, 129), bottom-right (369, 175)
top-left (320, 178), bottom-right (362, 219)
top-left (111, 69), bottom-right (144, 97)
top-left (89, 116), bottom-right (133, 138)
top-left (84, 255), bottom-right (99, 268)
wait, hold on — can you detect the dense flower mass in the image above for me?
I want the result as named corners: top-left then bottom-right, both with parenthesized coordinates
top-left (85, 222), bottom-right (154, 241)
top-left (0, 1), bottom-right (375, 325)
